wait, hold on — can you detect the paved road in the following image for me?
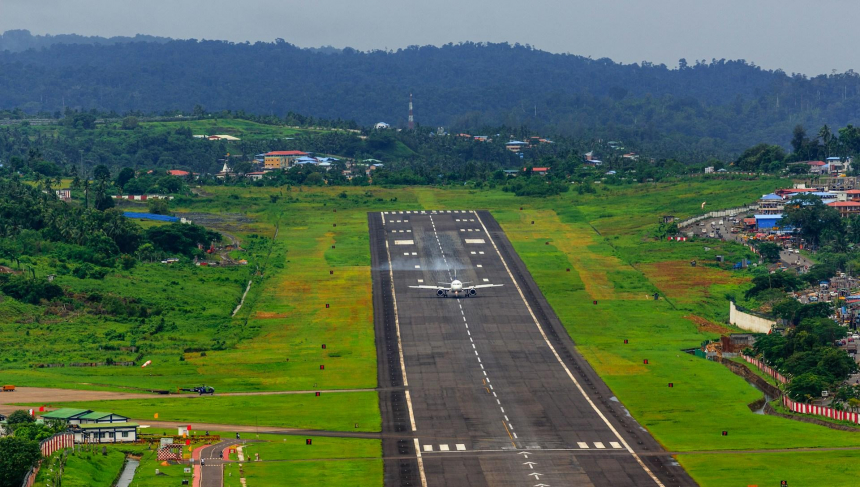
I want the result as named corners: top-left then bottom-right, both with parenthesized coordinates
top-left (198, 439), bottom-right (243, 487)
top-left (369, 210), bottom-right (694, 487)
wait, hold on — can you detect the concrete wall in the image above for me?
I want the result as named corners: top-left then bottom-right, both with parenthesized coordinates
top-left (729, 301), bottom-right (775, 333)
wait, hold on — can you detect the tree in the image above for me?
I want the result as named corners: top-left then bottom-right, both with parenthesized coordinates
top-left (0, 436), bottom-right (41, 487)
top-left (786, 372), bottom-right (826, 401)
top-left (756, 242), bottom-right (781, 263)
top-left (147, 199), bottom-right (169, 215)
top-left (120, 116), bottom-right (139, 130)
top-left (92, 165), bottom-right (111, 183)
top-left (115, 167), bottom-right (136, 190)
top-left (735, 144), bottom-right (786, 172)
top-left (781, 193), bottom-right (843, 248)
top-left (791, 125), bottom-right (807, 156)
top-left (5, 410), bottom-right (34, 426)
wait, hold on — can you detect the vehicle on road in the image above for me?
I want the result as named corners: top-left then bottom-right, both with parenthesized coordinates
top-left (2, 385), bottom-right (14, 392)
top-left (410, 279), bottom-right (503, 298)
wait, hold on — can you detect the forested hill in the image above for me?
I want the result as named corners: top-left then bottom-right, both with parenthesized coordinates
top-left (3, 36), bottom-right (860, 157)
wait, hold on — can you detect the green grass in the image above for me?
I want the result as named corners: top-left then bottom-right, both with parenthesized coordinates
top-left (38, 392), bottom-right (381, 432)
top-left (10, 177), bottom-right (860, 485)
top-left (36, 448), bottom-right (126, 487)
top-left (223, 437), bottom-right (382, 487)
top-left (678, 450), bottom-right (860, 487)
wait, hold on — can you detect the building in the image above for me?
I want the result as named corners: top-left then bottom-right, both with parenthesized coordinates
top-left (40, 408), bottom-right (92, 425)
top-left (77, 411), bottom-right (130, 424)
top-left (526, 167), bottom-right (549, 175)
top-left (374, 122), bottom-right (390, 130)
top-left (505, 141), bottom-right (528, 153)
top-left (246, 171), bottom-right (266, 181)
top-left (757, 193), bottom-right (785, 215)
top-left (704, 166), bottom-right (715, 174)
top-left (207, 135), bottom-right (241, 141)
top-left (72, 422), bottom-right (139, 443)
top-left (754, 214), bottom-right (783, 232)
top-left (827, 157), bottom-right (852, 174)
top-left (55, 189), bottom-right (71, 202)
top-left (827, 201), bottom-right (860, 218)
top-left (622, 152), bottom-right (639, 161)
top-left (167, 170), bottom-right (190, 177)
top-left (264, 151), bottom-right (309, 170)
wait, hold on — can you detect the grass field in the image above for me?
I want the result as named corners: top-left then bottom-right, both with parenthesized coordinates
top-left (223, 435), bottom-right (382, 487)
top-left (37, 448), bottom-right (126, 487)
top-left (40, 392), bottom-right (381, 432)
top-left (9, 177), bottom-right (860, 485)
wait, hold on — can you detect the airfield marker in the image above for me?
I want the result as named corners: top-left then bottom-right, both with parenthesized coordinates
top-left (320, 365), bottom-right (325, 370)
top-left (668, 383), bottom-right (673, 388)
top-left (306, 439), bottom-right (312, 445)
top-left (643, 359), bottom-right (649, 364)
top-left (322, 344), bottom-right (326, 349)
top-left (623, 339), bottom-right (628, 344)
top-left (315, 392), bottom-right (320, 396)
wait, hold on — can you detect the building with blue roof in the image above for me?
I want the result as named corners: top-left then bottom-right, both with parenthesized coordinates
top-left (754, 214), bottom-right (783, 232)
top-left (757, 193), bottom-right (784, 215)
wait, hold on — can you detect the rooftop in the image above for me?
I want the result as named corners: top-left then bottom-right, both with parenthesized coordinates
top-left (828, 201), bottom-right (860, 207)
top-left (78, 411), bottom-right (127, 420)
top-left (760, 193), bottom-right (783, 200)
top-left (75, 422), bottom-right (139, 430)
top-left (265, 151), bottom-right (309, 156)
top-left (41, 408), bottom-right (90, 419)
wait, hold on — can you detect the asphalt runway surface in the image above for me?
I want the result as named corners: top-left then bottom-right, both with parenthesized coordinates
top-left (198, 439), bottom-right (243, 487)
top-left (369, 210), bottom-right (696, 487)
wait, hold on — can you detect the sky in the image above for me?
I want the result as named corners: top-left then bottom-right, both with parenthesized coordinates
top-left (1, 0), bottom-right (853, 76)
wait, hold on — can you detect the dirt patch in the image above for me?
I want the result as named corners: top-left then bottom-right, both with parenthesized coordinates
top-left (0, 387), bottom-right (156, 415)
top-left (641, 260), bottom-right (746, 303)
top-left (684, 315), bottom-right (732, 335)
top-left (254, 311), bottom-right (289, 319)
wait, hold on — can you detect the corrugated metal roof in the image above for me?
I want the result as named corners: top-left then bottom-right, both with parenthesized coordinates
top-left (76, 422), bottom-right (139, 429)
top-left (41, 408), bottom-right (91, 419)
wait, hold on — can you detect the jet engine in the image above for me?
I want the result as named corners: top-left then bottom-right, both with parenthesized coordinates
top-left (469, 288), bottom-right (477, 296)
top-left (437, 289), bottom-right (446, 297)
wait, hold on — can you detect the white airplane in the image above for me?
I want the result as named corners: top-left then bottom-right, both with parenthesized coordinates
top-left (409, 279), bottom-right (503, 298)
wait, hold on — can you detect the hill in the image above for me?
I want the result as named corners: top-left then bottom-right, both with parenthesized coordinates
top-left (2, 35), bottom-right (860, 157)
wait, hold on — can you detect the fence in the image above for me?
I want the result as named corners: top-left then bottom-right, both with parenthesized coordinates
top-left (741, 354), bottom-right (788, 384)
top-left (21, 432), bottom-right (75, 487)
top-left (677, 204), bottom-right (758, 229)
top-left (782, 396), bottom-right (860, 425)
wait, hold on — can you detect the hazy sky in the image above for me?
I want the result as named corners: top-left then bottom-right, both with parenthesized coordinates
top-left (1, 0), bottom-right (853, 75)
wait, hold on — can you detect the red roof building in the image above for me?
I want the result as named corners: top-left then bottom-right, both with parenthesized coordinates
top-left (167, 170), bottom-right (190, 177)
top-left (525, 167), bottom-right (550, 174)
top-left (827, 201), bottom-right (860, 217)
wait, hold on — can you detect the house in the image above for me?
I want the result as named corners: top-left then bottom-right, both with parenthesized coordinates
top-left (526, 167), bottom-right (549, 175)
top-left (584, 151), bottom-right (596, 161)
top-left (264, 151), bottom-right (310, 170)
top-left (40, 408), bottom-right (92, 425)
top-left (72, 422), bottom-right (139, 443)
top-left (77, 411), bottom-right (130, 424)
top-left (215, 161), bottom-right (233, 179)
top-left (757, 193), bottom-right (785, 215)
top-left (827, 157), bottom-right (852, 174)
top-left (56, 189), bottom-right (71, 202)
top-left (167, 170), bottom-right (190, 177)
top-left (246, 171), bottom-right (266, 181)
top-left (704, 167), bottom-right (714, 174)
top-left (622, 152), bottom-right (639, 161)
top-left (505, 141), bottom-right (528, 153)
top-left (827, 201), bottom-right (860, 218)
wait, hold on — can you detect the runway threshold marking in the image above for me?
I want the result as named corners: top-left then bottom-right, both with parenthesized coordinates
top-left (473, 211), bottom-right (666, 487)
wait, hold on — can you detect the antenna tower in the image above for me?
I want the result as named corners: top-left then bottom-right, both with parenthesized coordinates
top-left (408, 93), bottom-right (414, 130)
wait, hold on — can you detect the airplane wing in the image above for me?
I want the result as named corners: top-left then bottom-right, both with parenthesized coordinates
top-left (469, 284), bottom-right (504, 289)
top-left (409, 285), bottom-right (451, 290)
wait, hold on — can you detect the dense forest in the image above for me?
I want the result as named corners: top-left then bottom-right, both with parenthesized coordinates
top-left (2, 32), bottom-right (860, 159)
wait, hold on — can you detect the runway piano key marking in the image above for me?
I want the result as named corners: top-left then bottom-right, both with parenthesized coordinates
top-left (594, 442), bottom-right (606, 449)
top-left (610, 441), bottom-right (622, 449)
top-left (577, 442), bottom-right (589, 449)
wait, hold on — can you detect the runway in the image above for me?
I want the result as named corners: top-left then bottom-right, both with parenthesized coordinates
top-left (369, 210), bottom-right (695, 487)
